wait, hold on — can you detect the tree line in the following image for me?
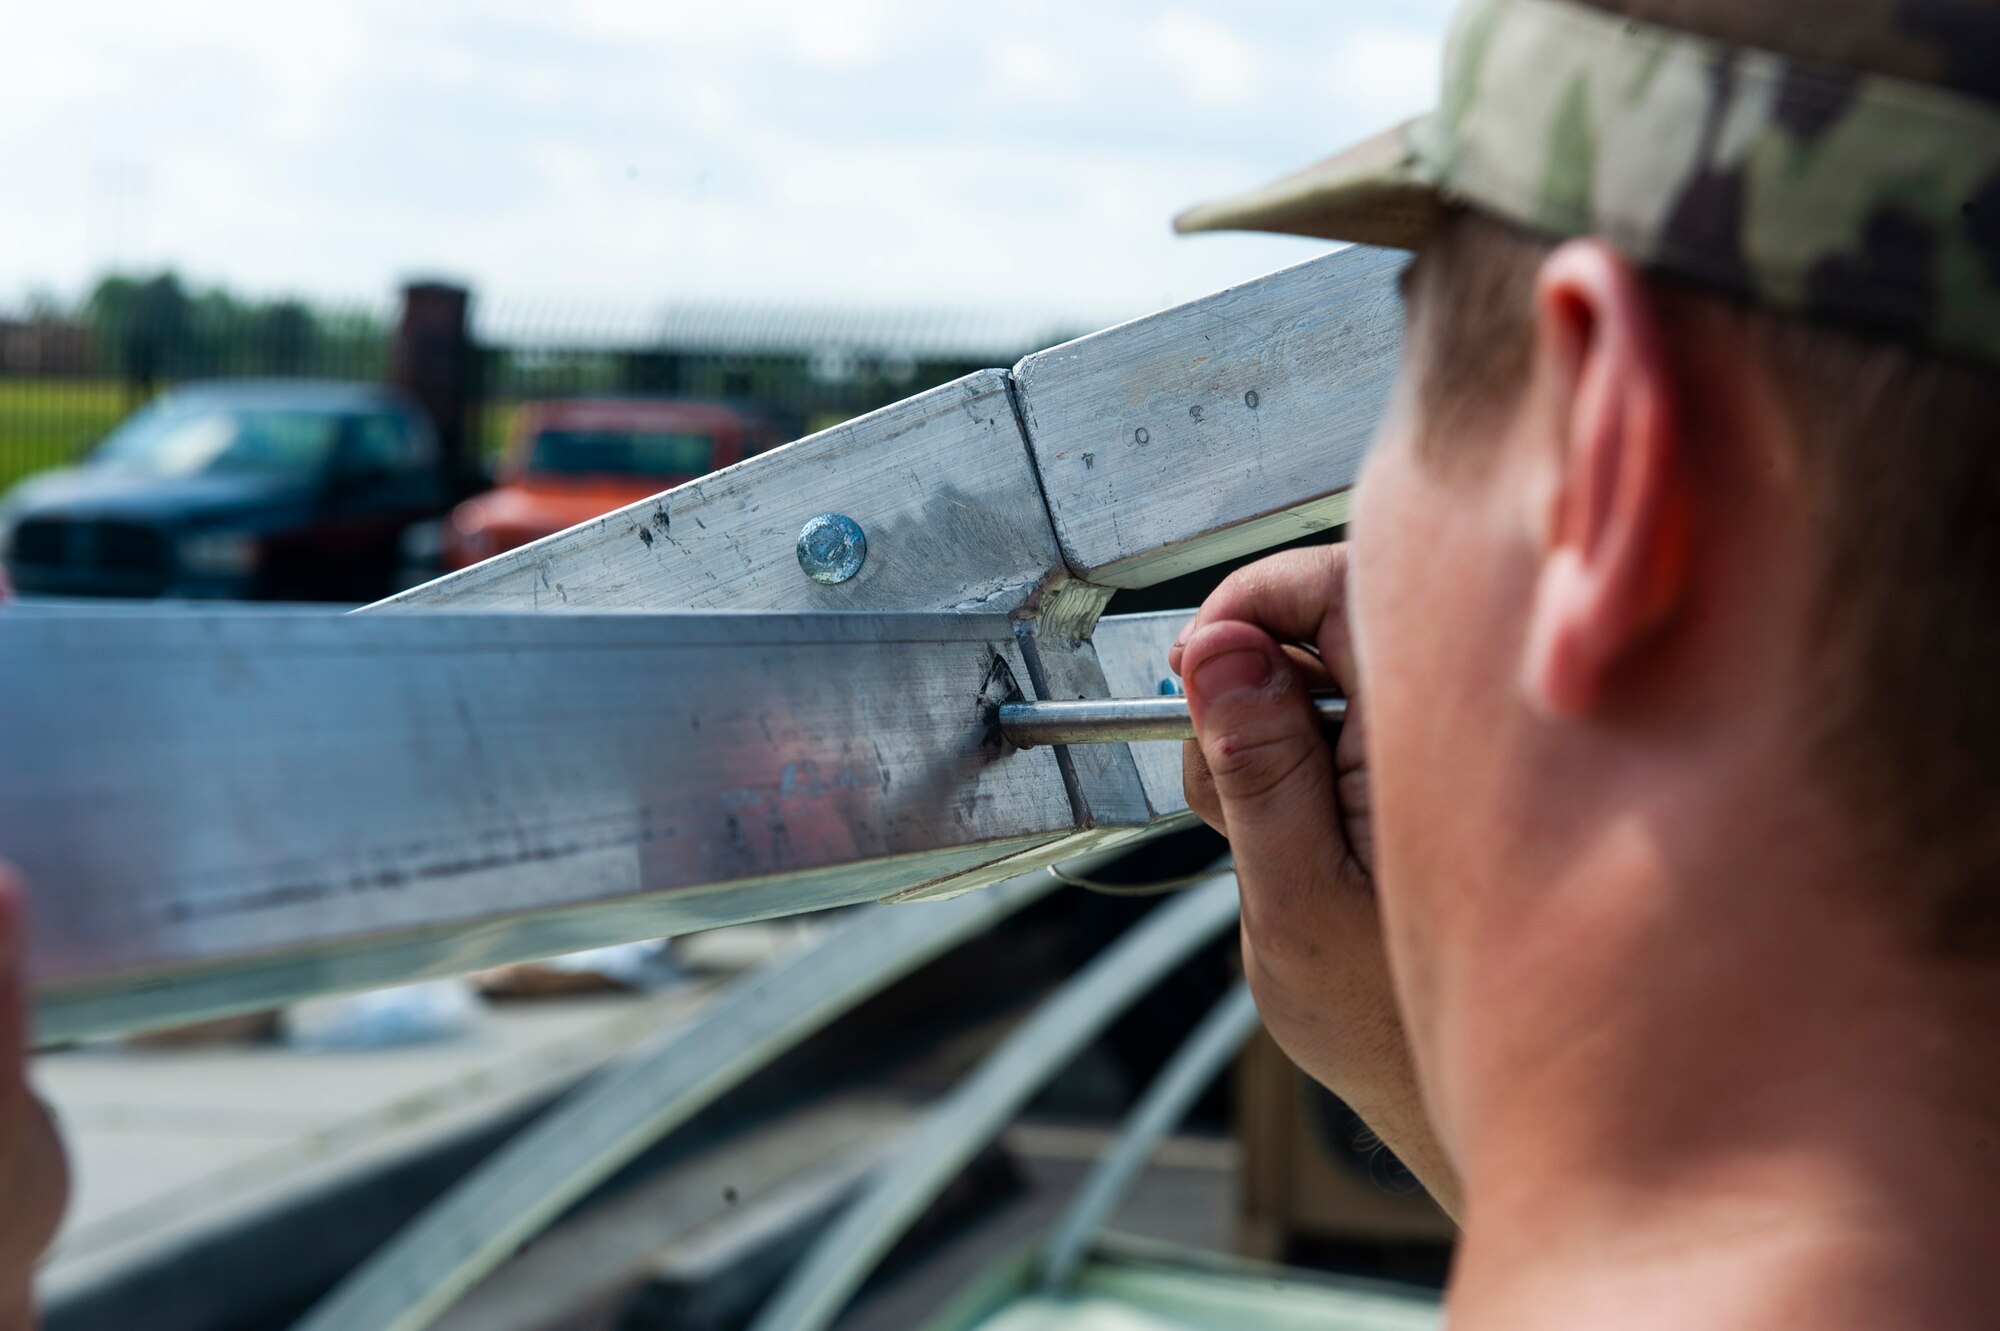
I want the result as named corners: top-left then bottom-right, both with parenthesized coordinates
top-left (62, 273), bottom-right (391, 387)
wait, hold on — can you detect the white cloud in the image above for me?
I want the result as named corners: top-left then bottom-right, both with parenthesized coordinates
top-left (988, 40), bottom-right (1083, 106)
top-left (1150, 12), bottom-right (1259, 108)
top-left (786, 0), bottom-right (894, 68)
top-left (0, 1), bottom-right (1447, 322)
top-left (1326, 26), bottom-right (1444, 124)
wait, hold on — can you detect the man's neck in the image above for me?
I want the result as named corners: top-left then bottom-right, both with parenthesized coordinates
top-left (1431, 817), bottom-right (2000, 1330)
top-left (1452, 1196), bottom-right (1987, 1331)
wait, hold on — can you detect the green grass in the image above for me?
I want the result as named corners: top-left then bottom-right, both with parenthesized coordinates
top-left (476, 401), bottom-right (520, 463)
top-left (0, 379), bottom-right (527, 496)
top-left (0, 381), bottom-right (840, 496)
top-left (0, 378), bottom-right (132, 495)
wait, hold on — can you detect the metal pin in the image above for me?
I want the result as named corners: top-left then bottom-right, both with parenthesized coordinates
top-left (997, 693), bottom-right (1346, 749)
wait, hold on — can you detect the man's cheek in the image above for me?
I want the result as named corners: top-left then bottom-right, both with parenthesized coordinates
top-left (1351, 444), bottom-right (1458, 870)
top-left (1347, 429), bottom-right (1398, 688)
top-left (1349, 437), bottom-right (1422, 706)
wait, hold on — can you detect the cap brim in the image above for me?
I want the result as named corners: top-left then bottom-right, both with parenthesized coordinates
top-left (1174, 118), bottom-right (1447, 250)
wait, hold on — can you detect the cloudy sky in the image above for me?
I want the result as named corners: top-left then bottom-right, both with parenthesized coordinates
top-left (2, 1), bottom-right (1449, 326)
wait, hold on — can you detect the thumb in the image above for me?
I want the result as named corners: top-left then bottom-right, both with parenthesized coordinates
top-left (1181, 621), bottom-right (1347, 906)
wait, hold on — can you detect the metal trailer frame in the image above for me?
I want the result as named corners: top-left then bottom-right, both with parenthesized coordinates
top-left (748, 875), bottom-right (1243, 1331)
top-left (290, 867), bottom-right (1066, 1331)
top-left (5, 244), bottom-right (1403, 1039)
top-left (297, 910), bottom-right (1434, 1331)
top-left (0, 246), bottom-right (1419, 1328)
top-left (1036, 980), bottom-right (1263, 1294)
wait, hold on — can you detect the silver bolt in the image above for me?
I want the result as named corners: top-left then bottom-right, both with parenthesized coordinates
top-left (797, 513), bottom-right (868, 585)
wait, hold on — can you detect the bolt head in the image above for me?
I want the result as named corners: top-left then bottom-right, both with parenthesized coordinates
top-left (797, 512), bottom-right (867, 585)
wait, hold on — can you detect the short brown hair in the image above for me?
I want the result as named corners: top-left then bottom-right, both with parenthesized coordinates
top-left (1405, 202), bottom-right (2000, 955)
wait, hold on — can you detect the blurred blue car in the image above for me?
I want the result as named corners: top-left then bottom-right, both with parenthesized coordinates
top-left (0, 380), bottom-right (449, 601)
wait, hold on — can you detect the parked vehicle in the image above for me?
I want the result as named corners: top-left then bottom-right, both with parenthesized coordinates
top-left (0, 380), bottom-right (449, 601)
top-left (439, 398), bottom-right (790, 569)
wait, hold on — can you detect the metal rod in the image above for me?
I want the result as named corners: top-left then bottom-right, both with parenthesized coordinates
top-left (998, 693), bottom-right (1346, 748)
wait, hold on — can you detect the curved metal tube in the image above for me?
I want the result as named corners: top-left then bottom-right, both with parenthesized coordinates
top-left (290, 871), bottom-right (1062, 1331)
top-left (1038, 981), bottom-right (1261, 1293)
top-left (748, 875), bottom-right (1242, 1331)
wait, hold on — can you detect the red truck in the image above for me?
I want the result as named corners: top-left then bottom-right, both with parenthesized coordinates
top-left (441, 398), bottom-right (791, 570)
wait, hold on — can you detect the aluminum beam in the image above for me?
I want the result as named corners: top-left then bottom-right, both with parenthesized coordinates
top-left (1013, 245), bottom-right (1404, 589)
top-left (370, 246), bottom-right (1403, 621)
top-left (4, 608), bottom-right (1094, 1040)
top-left (376, 370), bottom-right (1097, 625)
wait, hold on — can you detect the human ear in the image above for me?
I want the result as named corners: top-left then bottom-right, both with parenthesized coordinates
top-left (1519, 239), bottom-right (1693, 718)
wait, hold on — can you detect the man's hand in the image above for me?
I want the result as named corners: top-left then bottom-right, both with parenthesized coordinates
top-left (1171, 546), bottom-right (1458, 1214)
top-left (0, 867), bottom-right (67, 1330)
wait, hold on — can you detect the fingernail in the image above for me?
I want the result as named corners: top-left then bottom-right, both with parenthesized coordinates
top-left (1172, 620), bottom-right (1193, 650)
top-left (1191, 647), bottom-right (1272, 703)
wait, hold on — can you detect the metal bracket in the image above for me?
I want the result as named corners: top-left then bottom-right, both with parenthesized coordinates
top-left (1012, 625), bottom-right (1156, 831)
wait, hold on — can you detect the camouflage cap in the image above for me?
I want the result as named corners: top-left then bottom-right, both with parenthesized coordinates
top-left (1176, 0), bottom-right (2000, 365)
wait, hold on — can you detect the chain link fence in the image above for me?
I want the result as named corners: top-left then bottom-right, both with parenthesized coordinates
top-left (0, 282), bottom-right (392, 493)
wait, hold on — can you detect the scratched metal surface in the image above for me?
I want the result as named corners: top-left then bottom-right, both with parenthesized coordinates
top-left (1011, 245), bottom-right (1404, 589)
top-left (1, 609), bottom-right (1080, 1040)
top-left (377, 370), bottom-right (1076, 618)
